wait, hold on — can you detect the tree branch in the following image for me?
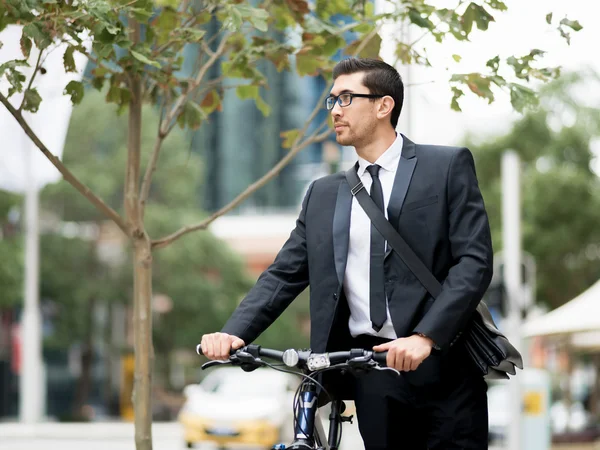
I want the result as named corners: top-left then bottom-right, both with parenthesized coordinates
top-left (151, 121), bottom-right (333, 249)
top-left (137, 36), bottom-right (229, 216)
top-left (163, 34), bottom-right (229, 133)
top-left (139, 126), bottom-right (165, 216)
top-left (0, 93), bottom-right (130, 236)
top-left (18, 49), bottom-right (43, 113)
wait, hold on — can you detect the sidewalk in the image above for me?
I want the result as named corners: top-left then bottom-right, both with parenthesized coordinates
top-left (0, 421), bottom-right (181, 439)
top-left (552, 444), bottom-right (600, 450)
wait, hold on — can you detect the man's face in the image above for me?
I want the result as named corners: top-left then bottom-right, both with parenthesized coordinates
top-left (329, 72), bottom-right (378, 147)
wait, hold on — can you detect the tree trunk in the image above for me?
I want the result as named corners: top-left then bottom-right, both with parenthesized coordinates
top-left (126, 17), bottom-right (154, 450)
top-left (133, 237), bottom-right (153, 450)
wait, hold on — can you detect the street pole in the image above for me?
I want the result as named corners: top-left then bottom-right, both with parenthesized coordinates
top-left (502, 150), bottom-right (523, 449)
top-left (19, 133), bottom-right (44, 423)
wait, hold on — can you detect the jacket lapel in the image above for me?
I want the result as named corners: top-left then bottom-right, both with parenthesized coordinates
top-left (333, 179), bottom-right (352, 286)
top-left (385, 135), bottom-right (417, 258)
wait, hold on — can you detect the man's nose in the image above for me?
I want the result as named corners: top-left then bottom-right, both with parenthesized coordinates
top-left (330, 101), bottom-right (342, 119)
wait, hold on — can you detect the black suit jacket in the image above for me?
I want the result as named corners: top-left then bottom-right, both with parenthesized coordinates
top-left (222, 136), bottom-right (493, 389)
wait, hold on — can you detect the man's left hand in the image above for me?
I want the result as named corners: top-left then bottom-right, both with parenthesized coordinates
top-left (372, 335), bottom-right (433, 372)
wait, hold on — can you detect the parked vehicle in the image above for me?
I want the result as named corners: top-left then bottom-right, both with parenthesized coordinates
top-left (179, 366), bottom-right (298, 449)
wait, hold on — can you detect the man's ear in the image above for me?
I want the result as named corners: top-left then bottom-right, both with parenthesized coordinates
top-left (377, 96), bottom-right (395, 122)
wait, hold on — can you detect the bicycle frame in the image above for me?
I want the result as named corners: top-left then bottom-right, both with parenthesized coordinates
top-left (281, 378), bottom-right (348, 450)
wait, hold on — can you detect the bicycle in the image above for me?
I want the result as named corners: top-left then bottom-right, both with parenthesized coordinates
top-left (196, 344), bottom-right (397, 450)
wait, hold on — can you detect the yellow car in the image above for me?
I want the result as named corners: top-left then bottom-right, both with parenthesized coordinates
top-left (179, 367), bottom-right (299, 449)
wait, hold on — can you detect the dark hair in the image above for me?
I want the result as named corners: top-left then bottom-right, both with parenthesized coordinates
top-left (332, 58), bottom-right (403, 129)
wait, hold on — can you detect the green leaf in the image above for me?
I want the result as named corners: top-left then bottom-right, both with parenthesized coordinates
top-left (233, 5), bottom-right (270, 32)
top-left (546, 13), bottom-right (553, 25)
top-left (64, 80), bottom-right (85, 105)
top-left (20, 31), bottom-right (32, 59)
top-left (486, 55), bottom-right (500, 73)
top-left (22, 88), bottom-right (42, 113)
top-left (131, 7), bottom-right (153, 22)
top-left (154, 8), bottom-right (179, 45)
top-left (0, 59), bottom-right (28, 78)
top-left (560, 18), bottom-right (583, 32)
top-left (23, 23), bottom-right (51, 50)
top-left (178, 101), bottom-right (205, 130)
top-left (321, 34), bottom-right (345, 58)
top-left (462, 4), bottom-right (476, 35)
top-left (408, 8), bottom-right (435, 29)
top-left (296, 52), bottom-right (321, 76)
top-left (509, 83), bottom-right (538, 113)
top-left (106, 82), bottom-right (121, 104)
top-left (200, 90), bottom-right (221, 115)
top-left (463, 3), bottom-right (495, 35)
top-left (130, 50), bottom-right (161, 68)
top-left (223, 7), bottom-right (243, 32)
top-left (450, 87), bottom-right (464, 112)
top-left (63, 46), bottom-right (77, 73)
top-left (467, 75), bottom-right (494, 103)
top-left (93, 42), bottom-right (114, 59)
top-left (345, 33), bottom-right (382, 59)
top-left (280, 129), bottom-right (300, 149)
top-left (236, 84), bottom-right (259, 100)
top-left (180, 28), bottom-right (207, 42)
top-left (255, 96), bottom-right (271, 117)
top-left (485, 0), bottom-right (507, 11)
top-left (91, 76), bottom-right (105, 91)
top-left (452, 54), bottom-right (461, 63)
top-left (250, 17), bottom-right (268, 33)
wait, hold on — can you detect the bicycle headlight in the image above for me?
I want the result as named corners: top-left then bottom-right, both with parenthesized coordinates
top-left (307, 353), bottom-right (330, 371)
top-left (282, 349), bottom-right (299, 367)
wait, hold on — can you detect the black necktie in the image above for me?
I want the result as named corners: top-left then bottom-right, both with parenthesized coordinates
top-left (366, 164), bottom-right (387, 332)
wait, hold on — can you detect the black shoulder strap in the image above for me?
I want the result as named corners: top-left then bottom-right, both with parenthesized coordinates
top-left (345, 167), bottom-right (442, 299)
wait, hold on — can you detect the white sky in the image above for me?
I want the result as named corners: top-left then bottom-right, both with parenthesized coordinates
top-left (379, 0), bottom-right (600, 174)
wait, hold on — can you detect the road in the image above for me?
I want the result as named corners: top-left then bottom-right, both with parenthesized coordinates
top-left (0, 421), bottom-right (508, 450)
top-left (0, 420), bottom-right (365, 450)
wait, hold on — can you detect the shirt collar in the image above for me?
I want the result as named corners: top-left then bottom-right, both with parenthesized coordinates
top-left (357, 133), bottom-right (404, 177)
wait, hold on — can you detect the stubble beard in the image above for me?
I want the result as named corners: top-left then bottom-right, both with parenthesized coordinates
top-left (335, 128), bottom-right (354, 147)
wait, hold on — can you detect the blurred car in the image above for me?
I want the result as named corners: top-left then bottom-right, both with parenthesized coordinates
top-left (178, 367), bottom-right (299, 449)
top-left (487, 381), bottom-right (592, 444)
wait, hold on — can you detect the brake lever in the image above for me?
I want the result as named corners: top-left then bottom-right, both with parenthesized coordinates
top-left (373, 365), bottom-right (400, 376)
top-left (201, 360), bottom-right (231, 370)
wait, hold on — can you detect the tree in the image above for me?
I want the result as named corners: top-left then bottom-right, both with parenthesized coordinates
top-left (39, 88), bottom-right (253, 415)
top-left (467, 70), bottom-right (600, 311)
top-left (0, 190), bottom-right (22, 308)
top-left (0, 1), bottom-right (581, 448)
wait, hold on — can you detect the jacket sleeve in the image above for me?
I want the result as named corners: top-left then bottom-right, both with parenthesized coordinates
top-left (412, 147), bottom-right (493, 351)
top-left (220, 181), bottom-right (314, 343)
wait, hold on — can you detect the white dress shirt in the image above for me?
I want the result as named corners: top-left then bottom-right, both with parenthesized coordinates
top-left (343, 134), bottom-right (403, 339)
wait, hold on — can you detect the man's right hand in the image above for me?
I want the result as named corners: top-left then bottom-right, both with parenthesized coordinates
top-left (200, 332), bottom-right (245, 361)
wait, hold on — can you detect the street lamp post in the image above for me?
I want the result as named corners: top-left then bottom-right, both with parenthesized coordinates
top-left (502, 150), bottom-right (523, 449)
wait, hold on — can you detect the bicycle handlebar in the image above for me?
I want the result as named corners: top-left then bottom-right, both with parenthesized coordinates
top-left (196, 344), bottom-right (388, 372)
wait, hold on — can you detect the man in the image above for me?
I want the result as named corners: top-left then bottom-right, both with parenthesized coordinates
top-left (201, 57), bottom-right (493, 449)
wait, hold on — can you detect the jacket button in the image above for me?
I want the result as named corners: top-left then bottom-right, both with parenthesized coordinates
top-left (332, 293), bottom-right (338, 301)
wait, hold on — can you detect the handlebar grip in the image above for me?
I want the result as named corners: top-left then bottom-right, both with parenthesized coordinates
top-left (372, 351), bottom-right (388, 367)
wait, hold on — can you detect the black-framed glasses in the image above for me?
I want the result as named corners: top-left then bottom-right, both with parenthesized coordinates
top-left (325, 93), bottom-right (384, 110)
